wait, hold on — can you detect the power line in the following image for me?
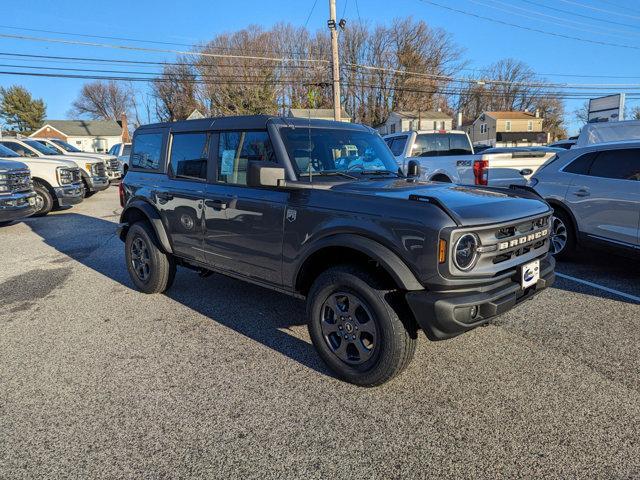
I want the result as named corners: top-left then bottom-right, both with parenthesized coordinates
top-left (0, 32), bottom-right (330, 64)
top-left (557, 0), bottom-right (640, 20)
top-left (417, 0), bottom-right (640, 50)
top-left (517, 0), bottom-right (640, 31)
top-left (303, 0), bottom-right (320, 30)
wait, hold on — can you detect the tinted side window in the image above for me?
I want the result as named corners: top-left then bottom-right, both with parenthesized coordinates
top-left (1, 142), bottom-right (36, 157)
top-left (131, 133), bottom-right (163, 170)
top-left (413, 134), bottom-right (445, 156)
top-left (123, 144), bottom-right (132, 156)
top-left (564, 152), bottom-right (597, 175)
top-left (449, 134), bottom-right (473, 155)
top-left (589, 149), bottom-right (640, 181)
top-left (217, 131), bottom-right (274, 185)
top-left (390, 137), bottom-right (407, 156)
top-left (169, 133), bottom-right (208, 181)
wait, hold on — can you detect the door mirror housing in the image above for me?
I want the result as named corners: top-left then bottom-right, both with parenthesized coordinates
top-left (407, 160), bottom-right (420, 178)
top-left (247, 161), bottom-right (286, 187)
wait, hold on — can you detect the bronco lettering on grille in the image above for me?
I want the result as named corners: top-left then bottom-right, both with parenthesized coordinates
top-left (498, 228), bottom-right (549, 251)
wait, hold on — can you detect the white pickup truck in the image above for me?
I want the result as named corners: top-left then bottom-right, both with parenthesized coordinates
top-left (0, 138), bottom-right (109, 197)
top-left (32, 138), bottom-right (121, 181)
top-left (383, 130), bottom-right (555, 187)
top-left (0, 144), bottom-right (83, 216)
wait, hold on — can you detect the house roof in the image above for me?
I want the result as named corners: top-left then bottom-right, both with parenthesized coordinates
top-left (394, 110), bottom-right (452, 120)
top-left (288, 108), bottom-right (350, 119)
top-left (484, 111), bottom-right (538, 120)
top-left (39, 120), bottom-right (123, 137)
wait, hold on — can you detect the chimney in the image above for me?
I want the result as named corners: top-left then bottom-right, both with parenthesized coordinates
top-left (535, 109), bottom-right (540, 118)
top-left (120, 113), bottom-right (131, 143)
top-left (456, 112), bottom-right (463, 129)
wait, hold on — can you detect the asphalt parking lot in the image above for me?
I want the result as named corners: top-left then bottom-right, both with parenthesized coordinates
top-left (1, 187), bottom-right (639, 479)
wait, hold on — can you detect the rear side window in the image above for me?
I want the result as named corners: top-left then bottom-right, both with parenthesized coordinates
top-left (169, 133), bottom-right (208, 181)
top-left (131, 133), bottom-right (163, 170)
top-left (389, 136), bottom-right (407, 156)
top-left (123, 144), bottom-right (131, 156)
top-left (217, 131), bottom-right (274, 185)
top-left (449, 134), bottom-right (473, 155)
top-left (563, 152), bottom-right (597, 175)
top-left (590, 149), bottom-right (640, 181)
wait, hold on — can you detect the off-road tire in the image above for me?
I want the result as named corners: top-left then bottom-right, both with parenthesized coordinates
top-left (82, 178), bottom-right (96, 198)
top-left (125, 221), bottom-right (176, 294)
top-left (32, 181), bottom-right (54, 217)
top-left (551, 208), bottom-right (576, 261)
top-left (307, 265), bottom-right (417, 387)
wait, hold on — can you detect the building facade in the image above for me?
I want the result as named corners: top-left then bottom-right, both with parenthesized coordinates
top-left (376, 111), bottom-right (453, 136)
top-left (288, 108), bottom-right (351, 123)
top-left (463, 111), bottom-right (548, 147)
top-left (30, 119), bottom-right (128, 153)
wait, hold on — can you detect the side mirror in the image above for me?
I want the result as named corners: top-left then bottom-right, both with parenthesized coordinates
top-left (247, 161), bottom-right (286, 187)
top-left (407, 160), bottom-right (420, 178)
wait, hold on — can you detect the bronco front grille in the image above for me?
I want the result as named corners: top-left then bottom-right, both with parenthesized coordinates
top-left (446, 213), bottom-right (552, 277)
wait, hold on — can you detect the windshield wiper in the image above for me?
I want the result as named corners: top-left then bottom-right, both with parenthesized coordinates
top-left (300, 171), bottom-right (358, 180)
top-left (359, 169), bottom-right (401, 176)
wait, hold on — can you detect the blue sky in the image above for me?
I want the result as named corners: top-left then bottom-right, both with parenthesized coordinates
top-left (2, 0), bottom-right (640, 135)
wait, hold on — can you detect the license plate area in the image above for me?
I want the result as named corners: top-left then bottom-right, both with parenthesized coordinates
top-left (520, 259), bottom-right (540, 289)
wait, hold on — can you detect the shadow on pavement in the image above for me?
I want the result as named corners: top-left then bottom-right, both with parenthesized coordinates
top-left (26, 212), bottom-right (333, 379)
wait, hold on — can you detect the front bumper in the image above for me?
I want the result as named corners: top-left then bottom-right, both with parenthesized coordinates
top-left (54, 183), bottom-right (84, 206)
top-left (0, 191), bottom-right (37, 222)
top-left (406, 255), bottom-right (555, 340)
top-left (86, 175), bottom-right (110, 192)
top-left (107, 168), bottom-right (121, 180)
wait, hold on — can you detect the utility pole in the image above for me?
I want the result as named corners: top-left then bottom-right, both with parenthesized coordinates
top-left (328, 0), bottom-right (341, 122)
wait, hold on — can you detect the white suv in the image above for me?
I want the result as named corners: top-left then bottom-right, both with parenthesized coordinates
top-left (530, 141), bottom-right (640, 258)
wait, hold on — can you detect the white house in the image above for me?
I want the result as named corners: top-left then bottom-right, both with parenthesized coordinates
top-left (30, 119), bottom-right (128, 153)
top-left (376, 111), bottom-right (453, 135)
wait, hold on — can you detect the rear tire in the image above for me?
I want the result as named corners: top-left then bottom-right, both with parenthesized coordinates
top-left (32, 181), bottom-right (54, 217)
top-left (125, 222), bottom-right (176, 294)
top-left (550, 208), bottom-right (576, 260)
top-left (307, 265), bottom-right (417, 387)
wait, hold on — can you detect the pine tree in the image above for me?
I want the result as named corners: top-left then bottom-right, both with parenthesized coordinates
top-left (0, 85), bottom-right (46, 133)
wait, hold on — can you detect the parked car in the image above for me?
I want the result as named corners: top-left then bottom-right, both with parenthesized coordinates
top-left (0, 144), bottom-right (83, 216)
top-left (0, 158), bottom-right (37, 226)
top-left (383, 130), bottom-right (551, 186)
top-left (574, 120), bottom-right (640, 149)
top-left (32, 138), bottom-right (121, 181)
top-left (530, 141), bottom-right (640, 258)
top-left (383, 130), bottom-right (475, 183)
top-left (108, 142), bottom-right (132, 174)
top-left (118, 116), bottom-right (555, 386)
top-left (0, 139), bottom-right (109, 197)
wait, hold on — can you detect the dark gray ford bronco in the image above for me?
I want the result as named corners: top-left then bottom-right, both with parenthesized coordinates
top-left (118, 115), bottom-right (555, 386)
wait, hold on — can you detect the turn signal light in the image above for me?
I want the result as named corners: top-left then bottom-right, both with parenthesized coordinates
top-left (438, 239), bottom-right (447, 264)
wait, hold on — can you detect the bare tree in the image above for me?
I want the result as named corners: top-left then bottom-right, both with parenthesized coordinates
top-left (152, 61), bottom-right (202, 122)
top-left (70, 80), bottom-right (133, 120)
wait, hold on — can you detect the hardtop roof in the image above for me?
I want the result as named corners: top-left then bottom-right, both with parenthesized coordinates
top-left (135, 115), bottom-right (373, 133)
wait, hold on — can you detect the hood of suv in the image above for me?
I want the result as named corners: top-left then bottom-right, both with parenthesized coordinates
top-left (331, 178), bottom-right (551, 225)
top-left (0, 158), bottom-right (28, 172)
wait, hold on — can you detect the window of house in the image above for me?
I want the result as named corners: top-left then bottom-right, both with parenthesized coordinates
top-left (527, 121), bottom-right (533, 132)
top-left (169, 132), bottom-right (209, 181)
top-left (589, 149), bottom-right (640, 181)
top-left (131, 133), bottom-right (163, 170)
top-left (390, 124), bottom-right (396, 134)
top-left (217, 131), bottom-right (274, 185)
top-left (505, 121), bottom-right (512, 132)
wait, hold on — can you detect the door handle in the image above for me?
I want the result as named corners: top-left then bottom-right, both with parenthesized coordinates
top-left (573, 188), bottom-right (590, 197)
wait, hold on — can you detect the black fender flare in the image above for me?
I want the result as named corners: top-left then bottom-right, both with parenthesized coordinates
top-left (294, 233), bottom-right (424, 291)
top-left (544, 198), bottom-right (579, 239)
top-left (119, 199), bottom-right (173, 254)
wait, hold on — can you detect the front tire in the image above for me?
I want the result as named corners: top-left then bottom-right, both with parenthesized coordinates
top-left (125, 222), bottom-right (176, 294)
top-left (32, 181), bottom-right (54, 217)
top-left (550, 209), bottom-right (576, 260)
top-left (307, 265), bottom-right (417, 387)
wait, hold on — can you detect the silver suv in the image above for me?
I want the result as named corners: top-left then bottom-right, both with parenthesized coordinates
top-left (530, 141), bottom-right (640, 258)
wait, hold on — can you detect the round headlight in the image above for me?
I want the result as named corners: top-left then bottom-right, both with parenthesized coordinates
top-left (454, 233), bottom-right (479, 271)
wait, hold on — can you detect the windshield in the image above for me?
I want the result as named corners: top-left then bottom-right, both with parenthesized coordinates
top-left (51, 139), bottom-right (82, 152)
top-left (0, 144), bottom-right (19, 158)
top-left (412, 133), bottom-right (473, 156)
top-left (24, 140), bottom-right (60, 155)
top-left (280, 127), bottom-right (399, 177)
